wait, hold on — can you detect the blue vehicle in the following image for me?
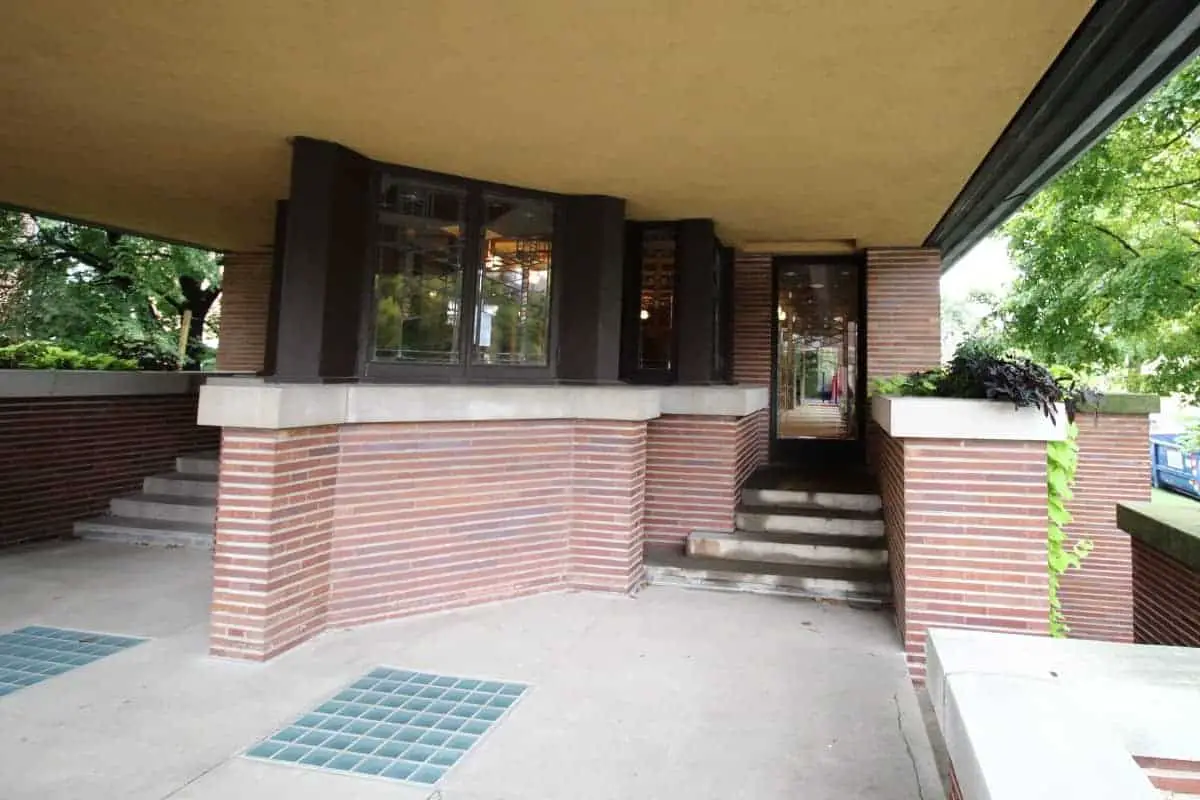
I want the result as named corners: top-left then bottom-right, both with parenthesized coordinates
top-left (1150, 433), bottom-right (1200, 500)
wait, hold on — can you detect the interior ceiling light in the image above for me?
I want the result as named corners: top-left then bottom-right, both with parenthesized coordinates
top-left (809, 283), bottom-right (825, 289)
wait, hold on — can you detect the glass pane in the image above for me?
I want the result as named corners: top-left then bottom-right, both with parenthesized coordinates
top-left (372, 177), bottom-right (466, 363)
top-left (638, 226), bottom-right (675, 371)
top-left (473, 196), bottom-right (553, 366)
top-left (775, 262), bottom-right (860, 440)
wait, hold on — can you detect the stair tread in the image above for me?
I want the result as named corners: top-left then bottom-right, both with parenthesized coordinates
top-left (736, 503), bottom-right (882, 520)
top-left (154, 470), bottom-right (217, 481)
top-left (116, 492), bottom-right (216, 508)
top-left (646, 544), bottom-right (888, 583)
top-left (691, 529), bottom-right (886, 550)
top-left (75, 515), bottom-right (213, 534)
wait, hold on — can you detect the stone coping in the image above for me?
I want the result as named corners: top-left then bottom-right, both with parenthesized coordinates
top-left (872, 396), bottom-right (1066, 441)
top-left (198, 381), bottom-right (770, 429)
top-left (1078, 393), bottom-right (1160, 416)
top-left (927, 628), bottom-right (1200, 800)
top-left (1118, 501), bottom-right (1200, 573)
top-left (0, 370), bottom-right (205, 398)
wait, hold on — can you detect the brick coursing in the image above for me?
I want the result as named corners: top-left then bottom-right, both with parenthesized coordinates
top-left (879, 431), bottom-right (1050, 680)
top-left (947, 763), bottom-right (963, 800)
top-left (876, 426), bottom-right (906, 637)
top-left (214, 417), bottom-right (739, 659)
top-left (732, 253), bottom-right (771, 466)
top-left (215, 250), bottom-right (273, 373)
top-left (644, 410), bottom-right (767, 545)
top-left (1060, 414), bottom-right (1149, 643)
top-left (1132, 540), bottom-right (1200, 647)
top-left (865, 248), bottom-right (941, 383)
top-left (0, 394), bottom-right (218, 548)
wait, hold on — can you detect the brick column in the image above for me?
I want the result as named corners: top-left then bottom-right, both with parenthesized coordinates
top-left (569, 421), bottom-right (648, 592)
top-left (885, 434), bottom-right (1050, 680)
top-left (1060, 405), bottom-right (1154, 642)
top-left (865, 248), bottom-right (941, 382)
top-left (732, 253), bottom-right (771, 466)
top-left (210, 427), bottom-right (337, 660)
top-left (215, 250), bottom-right (273, 373)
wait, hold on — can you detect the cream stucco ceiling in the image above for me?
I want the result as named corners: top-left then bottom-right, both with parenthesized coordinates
top-left (0, 1), bottom-right (1093, 252)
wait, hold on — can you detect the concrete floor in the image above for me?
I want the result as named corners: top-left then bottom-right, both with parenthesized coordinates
top-left (0, 540), bottom-right (942, 800)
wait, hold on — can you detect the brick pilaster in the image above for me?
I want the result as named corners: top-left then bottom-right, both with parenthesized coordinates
top-left (866, 248), bottom-right (941, 382)
top-left (215, 250), bottom-right (273, 373)
top-left (569, 421), bottom-right (648, 592)
top-left (210, 426), bottom-right (337, 660)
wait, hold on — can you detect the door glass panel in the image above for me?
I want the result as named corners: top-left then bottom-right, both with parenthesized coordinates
top-left (637, 225), bottom-right (676, 371)
top-left (775, 262), bottom-right (859, 440)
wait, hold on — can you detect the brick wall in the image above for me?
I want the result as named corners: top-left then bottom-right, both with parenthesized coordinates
top-left (947, 764), bottom-right (963, 800)
top-left (876, 427), bottom-right (907, 635)
top-left (865, 248), bottom-right (941, 383)
top-left (210, 427), bottom-right (338, 661)
top-left (883, 433), bottom-right (1050, 680)
top-left (215, 250), bottom-right (273, 373)
top-left (732, 253), bottom-right (771, 467)
top-left (0, 393), bottom-right (219, 548)
top-left (1132, 540), bottom-right (1200, 646)
top-left (211, 417), bottom-right (671, 659)
top-left (644, 411), bottom-right (766, 545)
top-left (1060, 413), bottom-right (1150, 642)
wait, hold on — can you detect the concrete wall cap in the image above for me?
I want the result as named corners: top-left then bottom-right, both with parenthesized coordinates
top-left (0, 369), bottom-right (203, 398)
top-left (1118, 501), bottom-right (1200, 573)
top-left (872, 395), bottom-right (1067, 441)
top-left (657, 385), bottom-right (769, 416)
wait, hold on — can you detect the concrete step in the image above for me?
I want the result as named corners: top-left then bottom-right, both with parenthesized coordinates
top-left (741, 486), bottom-right (881, 513)
top-left (109, 493), bottom-right (216, 525)
top-left (176, 452), bottom-right (219, 476)
top-left (143, 471), bottom-right (218, 500)
top-left (74, 515), bottom-right (213, 550)
top-left (734, 504), bottom-right (884, 537)
top-left (687, 530), bottom-right (888, 569)
top-left (644, 545), bottom-right (889, 606)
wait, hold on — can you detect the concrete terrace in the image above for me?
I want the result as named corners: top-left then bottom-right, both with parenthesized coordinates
top-left (0, 540), bottom-right (941, 799)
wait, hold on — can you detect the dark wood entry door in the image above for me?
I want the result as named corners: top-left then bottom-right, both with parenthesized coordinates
top-left (769, 255), bottom-right (867, 465)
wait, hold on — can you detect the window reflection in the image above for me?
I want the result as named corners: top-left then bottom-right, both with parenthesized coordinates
top-left (372, 179), bottom-right (465, 363)
top-left (638, 226), bottom-right (675, 371)
top-left (473, 196), bottom-right (553, 366)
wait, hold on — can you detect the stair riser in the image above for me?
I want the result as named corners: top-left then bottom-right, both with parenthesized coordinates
top-left (75, 526), bottom-right (213, 551)
top-left (688, 537), bottom-right (887, 569)
top-left (646, 565), bottom-right (889, 604)
top-left (110, 498), bottom-right (216, 525)
top-left (143, 476), bottom-right (218, 499)
top-left (176, 456), bottom-right (219, 476)
top-left (741, 488), bottom-right (881, 512)
top-left (735, 512), bottom-right (884, 537)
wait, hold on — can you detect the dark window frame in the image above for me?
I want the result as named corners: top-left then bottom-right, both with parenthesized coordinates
top-left (360, 162), bottom-right (564, 384)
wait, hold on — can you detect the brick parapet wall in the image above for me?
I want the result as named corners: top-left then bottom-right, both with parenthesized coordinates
top-left (865, 248), bottom-right (941, 383)
top-left (214, 412), bottom-right (770, 658)
top-left (0, 393), bottom-right (218, 548)
top-left (880, 431), bottom-right (1050, 681)
top-left (215, 250), bottom-right (273, 374)
top-left (1060, 413), bottom-right (1150, 642)
top-left (644, 410), bottom-right (767, 545)
top-left (1132, 540), bottom-right (1200, 646)
top-left (876, 427), bottom-right (907, 637)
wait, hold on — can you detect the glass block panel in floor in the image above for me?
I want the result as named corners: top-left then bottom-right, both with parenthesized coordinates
top-left (246, 667), bottom-right (528, 786)
top-left (0, 626), bottom-right (145, 696)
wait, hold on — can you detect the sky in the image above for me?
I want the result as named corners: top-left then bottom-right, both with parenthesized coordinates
top-left (939, 235), bottom-right (1017, 302)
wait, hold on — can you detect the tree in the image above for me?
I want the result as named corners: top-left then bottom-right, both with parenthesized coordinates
top-left (0, 212), bottom-right (221, 369)
top-left (1001, 58), bottom-right (1200, 398)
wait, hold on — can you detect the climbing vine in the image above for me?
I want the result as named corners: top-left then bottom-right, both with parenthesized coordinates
top-left (1047, 422), bottom-right (1092, 637)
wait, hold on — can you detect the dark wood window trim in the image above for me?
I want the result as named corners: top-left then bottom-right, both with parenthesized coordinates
top-left (360, 162), bottom-right (563, 384)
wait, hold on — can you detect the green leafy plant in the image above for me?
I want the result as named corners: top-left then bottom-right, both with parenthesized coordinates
top-left (1177, 420), bottom-right (1200, 454)
top-left (0, 339), bottom-right (138, 370)
top-left (1047, 423), bottom-right (1092, 637)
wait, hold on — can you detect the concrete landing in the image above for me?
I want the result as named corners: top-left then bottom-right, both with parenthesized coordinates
top-left (0, 539), bottom-right (940, 800)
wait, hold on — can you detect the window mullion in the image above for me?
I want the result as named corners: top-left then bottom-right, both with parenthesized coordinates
top-left (459, 188), bottom-right (484, 377)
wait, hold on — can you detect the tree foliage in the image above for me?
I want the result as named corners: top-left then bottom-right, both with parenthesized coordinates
top-left (0, 212), bottom-right (221, 369)
top-left (1001, 59), bottom-right (1200, 398)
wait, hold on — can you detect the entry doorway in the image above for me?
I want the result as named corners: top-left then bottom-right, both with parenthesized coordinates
top-left (770, 256), bottom-right (866, 464)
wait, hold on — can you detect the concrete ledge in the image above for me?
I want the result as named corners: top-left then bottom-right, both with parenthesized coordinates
top-left (872, 396), bottom-right (1066, 441)
top-left (1118, 501), bottom-right (1200, 573)
top-left (927, 628), bottom-right (1200, 800)
top-left (0, 370), bottom-right (204, 398)
top-left (1078, 393), bottom-right (1160, 416)
top-left (657, 385), bottom-right (769, 416)
top-left (198, 383), bottom-right (768, 429)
